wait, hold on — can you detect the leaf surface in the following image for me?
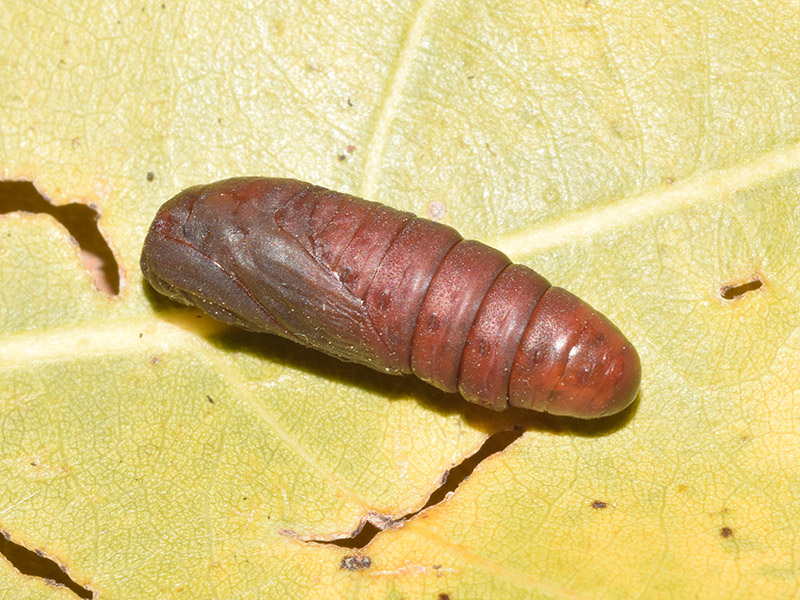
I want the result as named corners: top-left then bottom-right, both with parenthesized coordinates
top-left (2, 1), bottom-right (799, 598)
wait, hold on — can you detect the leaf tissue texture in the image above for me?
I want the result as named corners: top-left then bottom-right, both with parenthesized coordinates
top-left (2, 1), bottom-right (800, 599)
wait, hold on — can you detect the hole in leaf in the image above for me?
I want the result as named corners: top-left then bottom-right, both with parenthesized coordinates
top-left (0, 180), bottom-right (120, 295)
top-left (0, 530), bottom-right (93, 598)
top-left (719, 277), bottom-right (763, 300)
top-left (325, 518), bottom-right (379, 550)
top-left (324, 427), bottom-right (525, 549)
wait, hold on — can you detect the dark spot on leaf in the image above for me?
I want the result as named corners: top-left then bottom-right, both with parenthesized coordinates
top-left (146, 171), bottom-right (155, 182)
top-left (591, 500), bottom-right (607, 509)
top-left (340, 554), bottom-right (371, 571)
top-left (720, 527), bottom-right (733, 538)
top-left (720, 277), bottom-right (763, 300)
top-left (150, 355), bottom-right (160, 365)
top-left (206, 395), bottom-right (215, 403)
top-left (439, 594), bottom-right (452, 600)
top-left (338, 153), bottom-right (347, 162)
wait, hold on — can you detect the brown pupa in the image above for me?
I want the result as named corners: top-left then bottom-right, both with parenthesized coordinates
top-left (140, 178), bottom-right (641, 418)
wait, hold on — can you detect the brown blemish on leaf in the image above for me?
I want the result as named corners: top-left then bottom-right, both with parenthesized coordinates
top-left (340, 554), bottom-right (371, 571)
top-left (719, 277), bottom-right (764, 300)
top-left (591, 500), bottom-right (608, 509)
top-left (720, 527), bottom-right (733, 538)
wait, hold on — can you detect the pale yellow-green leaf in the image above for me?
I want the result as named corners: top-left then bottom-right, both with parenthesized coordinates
top-left (2, 1), bottom-right (799, 599)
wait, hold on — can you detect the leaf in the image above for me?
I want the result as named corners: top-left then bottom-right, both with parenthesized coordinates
top-left (2, 1), bottom-right (799, 598)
